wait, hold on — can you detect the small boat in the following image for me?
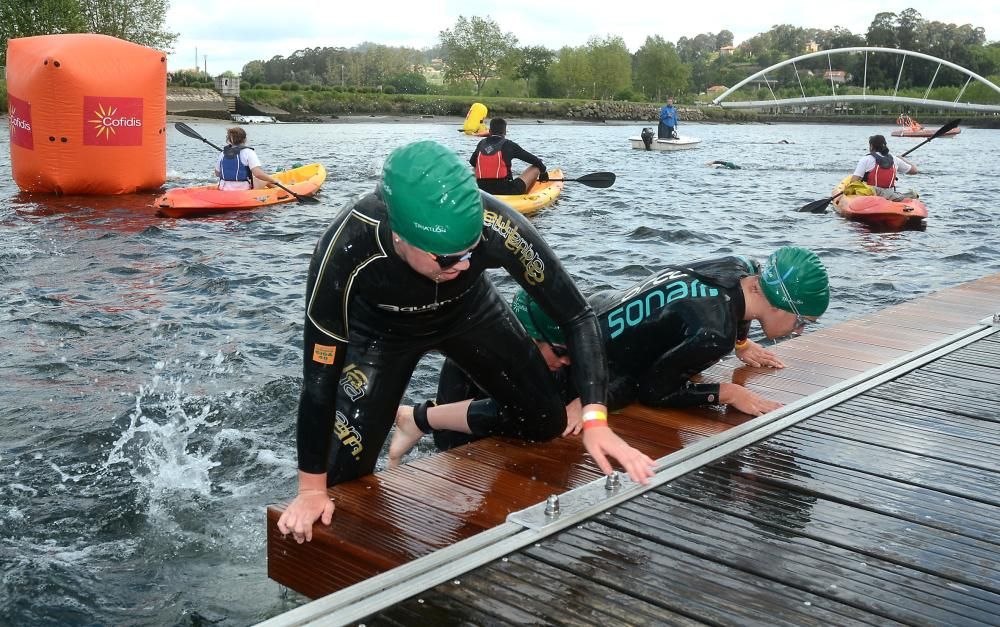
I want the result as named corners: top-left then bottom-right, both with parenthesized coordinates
top-left (831, 177), bottom-right (927, 230)
top-left (891, 114), bottom-right (960, 138)
top-left (231, 114), bottom-right (277, 124)
top-left (155, 163), bottom-right (326, 218)
top-left (495, 168), bottom-right (564, 216)
top-left (629, 135), bottom-right (702, 151)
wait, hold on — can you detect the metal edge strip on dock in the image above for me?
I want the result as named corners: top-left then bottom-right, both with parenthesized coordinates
top-left (258, 314), bottom-right (998, 627)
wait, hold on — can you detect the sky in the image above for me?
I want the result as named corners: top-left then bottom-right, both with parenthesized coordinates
top-left (164, 0), bottom-right (999, 75)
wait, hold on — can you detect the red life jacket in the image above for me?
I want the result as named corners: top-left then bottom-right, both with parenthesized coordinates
top-left (863, 152), bottom-right (897, 188)
top-left (474, 137), bottom-right (508, 180)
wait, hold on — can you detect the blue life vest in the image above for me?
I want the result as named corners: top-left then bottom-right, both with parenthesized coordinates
top-left (219, 145), bottom-right (255, 185)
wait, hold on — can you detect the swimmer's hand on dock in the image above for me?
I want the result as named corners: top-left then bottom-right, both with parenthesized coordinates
top-left (580, 405), bottom-right (655, 485)
top-left (277, 471), bottom-right (335, 543)
top-left (734, 339), bottom-right (785, 368)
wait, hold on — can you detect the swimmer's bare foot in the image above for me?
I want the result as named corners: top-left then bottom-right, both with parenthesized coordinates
top-left (388, 405), bottom-right (424, 468)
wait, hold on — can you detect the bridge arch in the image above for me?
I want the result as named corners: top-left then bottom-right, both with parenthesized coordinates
top-left (712, 47), bottom-right (1000, 113)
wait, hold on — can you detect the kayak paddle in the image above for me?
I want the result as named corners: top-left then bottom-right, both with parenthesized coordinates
top-left (797, 118), bottom-right (961, 213)
top-left (544, 172), bottom-right (616, 188)
top-left (173, 122), bottom-right (320, 204)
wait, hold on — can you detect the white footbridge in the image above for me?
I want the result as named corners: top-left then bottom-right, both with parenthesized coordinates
top-left (712, 47), bottom-right (1000, 113)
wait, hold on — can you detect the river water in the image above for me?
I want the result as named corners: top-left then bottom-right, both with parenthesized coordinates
top-left (1, 117), bottom-right (998, 625)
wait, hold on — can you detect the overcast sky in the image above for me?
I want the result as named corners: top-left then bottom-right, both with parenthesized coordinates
top-left (165, 0), bottom-right (999, 75)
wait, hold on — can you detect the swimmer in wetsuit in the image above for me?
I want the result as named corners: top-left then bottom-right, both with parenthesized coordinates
top-left (277, 140), bottom-right (654, 544)
top-left (389, 247), bottom-right (830, 459)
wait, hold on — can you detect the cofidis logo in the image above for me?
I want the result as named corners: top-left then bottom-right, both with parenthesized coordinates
top-left (8, 95), bottom-right (34, 150)
top-left (83, 96), bottom-right (143, 146)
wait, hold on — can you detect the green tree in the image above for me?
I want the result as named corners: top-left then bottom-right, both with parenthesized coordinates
top-left (547, 45), bottom-right (592, 98)
top-left (586, 35), bottom-right (631, 99)
top-left (387, 71), bottom-right (429, 94)
top-left (241, 60), bottom-right (266, 85)
top-left (0, 0), bottom-right (86, 64)
top-left (634, 35), bottom-right (689, 100)
top-left (79, 0), bottom-right (178, 51)
top-left (439, 15), bottom-right (518, 95)
top-left (513, 45), bottom-right (555, 96)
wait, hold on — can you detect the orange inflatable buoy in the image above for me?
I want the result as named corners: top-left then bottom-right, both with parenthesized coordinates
top-left (6, 34), bottom-right (167, 195)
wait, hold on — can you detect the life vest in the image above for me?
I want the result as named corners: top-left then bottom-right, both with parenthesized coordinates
top-left (474, 137), bottom-right (508, 180)
top-left (863, 152), bottom-right (896, 188)
top-left (220, 144), bottom-right (254, 185)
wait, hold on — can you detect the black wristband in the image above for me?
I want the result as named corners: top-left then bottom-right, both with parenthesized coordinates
top-left (413, 400), bottom-right (436, 434)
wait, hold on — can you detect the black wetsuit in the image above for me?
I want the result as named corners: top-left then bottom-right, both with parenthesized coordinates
top-left (434, 256), bottom-right (756, 450)
top-left (470, 135), bottom-right (546, 196)
top-left (299, 189), bottom-right (606, 486)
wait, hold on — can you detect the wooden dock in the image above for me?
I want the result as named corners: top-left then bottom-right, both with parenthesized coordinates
top-left (263, 273), bottom-right (1000, 624)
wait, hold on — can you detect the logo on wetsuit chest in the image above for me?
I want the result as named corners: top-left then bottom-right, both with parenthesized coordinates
top-left (340, 363), bottom-right (368, 401)
top-left (606, 272), bottom-right (720, 339)
top-left (334, 411), bottom-right (364, 460)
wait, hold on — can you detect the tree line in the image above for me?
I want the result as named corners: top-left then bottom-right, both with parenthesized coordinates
top-left (0, 0), bottom-right (177, 64)
top-left (237, 11), bottom-right (1000, 102)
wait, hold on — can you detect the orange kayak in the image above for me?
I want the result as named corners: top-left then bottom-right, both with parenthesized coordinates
top-left (831, 177), bottom-right (927, 229)
top-left (155, 163), bottom-right (326, 218)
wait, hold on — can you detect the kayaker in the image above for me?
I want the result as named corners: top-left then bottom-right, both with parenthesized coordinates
top-left (277, 140), bottom-right (654, 544)
top-left (849, 134), bottom-right (919, 201)
top-left (214, 127), bottom-right (283, 191)
top-left (658, 97), bottom-right (679, 139)
top-left (470, 118), bottom-right (548, 195)
top-left (388, 247), bottom-right (830, 460)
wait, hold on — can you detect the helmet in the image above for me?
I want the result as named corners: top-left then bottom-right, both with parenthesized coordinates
top-left (381, 140), bottom-right (483, 254)
top-left (758, 247), bottom-right (830, 316)
top-left (511, 290), bottom-right (565, 344)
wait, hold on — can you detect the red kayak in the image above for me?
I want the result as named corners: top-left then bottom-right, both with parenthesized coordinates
top-left (831, 178), bottom-right (927, 230)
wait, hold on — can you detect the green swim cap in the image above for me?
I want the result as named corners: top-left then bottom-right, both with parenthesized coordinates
top-left (382, 140), bottom-right (483, 255)
top-left (758, 247), bottom-right (830, 316)
top-left (511, 290), bottom-right (566, 344)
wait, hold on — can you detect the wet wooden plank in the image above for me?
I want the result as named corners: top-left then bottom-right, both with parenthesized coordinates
top-left (372, 552), bottom-right (699, 627)
top-left (663, 465), bottom-right (1000, 592)
top-left (761, 429), bottom-right (1000, 507)
top-left (867, 379), bottom-right (1000, 422)
top-left (521, 523), bottom-right (890, 626)
top-left (724, 442), bottom-right (1000, 542)
top-left (608, 490), bottom-right (1000, 625)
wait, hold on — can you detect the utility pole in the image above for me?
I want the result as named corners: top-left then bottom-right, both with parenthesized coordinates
top-left (203, 55), bottom-right (207, 76)
top-left (195, 47), bottom-right (198, 70)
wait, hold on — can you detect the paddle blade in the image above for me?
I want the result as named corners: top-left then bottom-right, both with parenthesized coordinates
top-left (174, 122), bottom-right (202, 140)
top-left (573, 172), bottom-right (616, 188)
top-left (295, 194), bottom-right (320, 204)
top-left (933, 118), bottom-right (961, 138)
top-left (798, 196), bottom-right (832, 213)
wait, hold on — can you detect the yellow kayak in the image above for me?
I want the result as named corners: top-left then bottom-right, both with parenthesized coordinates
top-left (495, 168), bottom-right (564, 216)
top-left (155, 163), bottom-right (326, 218)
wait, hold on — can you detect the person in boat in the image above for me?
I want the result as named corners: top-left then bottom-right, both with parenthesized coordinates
top-left (277, 140), bottom-right (655, 543)
top-left (849, 134), bottom-right (919, 201)
top-left (214, 127), bottom-right (283, 191)
top-left (658, 97), bottom-right (679, 139)
top-left (470, 117), bottom-right (547, 196)
top-left (389, 247), bottom-right (830, 461)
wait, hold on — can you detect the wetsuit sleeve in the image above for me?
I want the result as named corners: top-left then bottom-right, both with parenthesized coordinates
top-left (635, 320), bottom-right (728, 408)
top-left (296, 209), bottom-right (382, 473)
top-left (469, 146), bottom-right (478, 168)
top-left (505, 140), bottom-right (545, 171)
top-left (482, 198), bottom-right (605, 406)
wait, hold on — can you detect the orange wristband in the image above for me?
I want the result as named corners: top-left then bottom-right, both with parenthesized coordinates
top-left (581, 410), bottom-right (608, 430)
top-left (734, 338), bottom-right (750, 350)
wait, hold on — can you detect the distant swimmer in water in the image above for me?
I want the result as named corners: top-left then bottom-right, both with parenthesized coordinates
top-left (708, 160), bottom-right (741, 169)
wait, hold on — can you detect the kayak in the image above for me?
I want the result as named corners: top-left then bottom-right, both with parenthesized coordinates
top-left (831, 177), bottom-right (927, 230)
top-left (891, 126), bottom-right (960, 138)
top-left (495, 168), bottom-right (564, 216)
top-left (629, 136), bottom-right (702, 151)
top-left (155, 163), bottom-right (326, 218)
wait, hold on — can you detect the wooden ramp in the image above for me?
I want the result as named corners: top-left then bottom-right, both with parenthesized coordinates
top-left (265, 273), bottom-right (1000, 608)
